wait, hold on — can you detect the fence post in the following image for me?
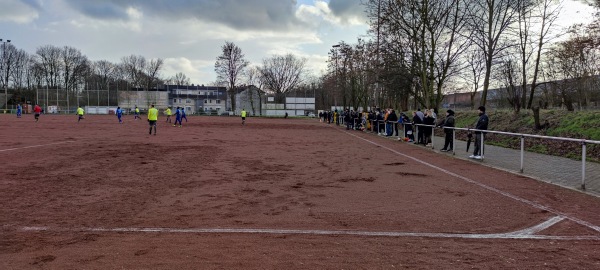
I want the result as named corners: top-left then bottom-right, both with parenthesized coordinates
top-left (520, 136), bottom-right (525, 173)
top-left (431, 125), bottom-right (435, 149)
top-left (414, 124), bottom-right (418, 143)
top-left (452, 129), bottom-right (455, 155)
top-left (481, 132), bottom-right (485, 160)
top-left (582, 141), bottom-right (587, 190)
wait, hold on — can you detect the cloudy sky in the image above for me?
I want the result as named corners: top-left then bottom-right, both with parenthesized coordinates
top-left (0, 0), bottom-right (596, 85)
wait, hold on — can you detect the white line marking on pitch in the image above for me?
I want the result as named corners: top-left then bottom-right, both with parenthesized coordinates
top-left (341, 129), bottom-right (600, 233)
top-left (506, 216), bottom-right (564, 236)
top-left (0, 141), bottom-right (75, 152)
top-left (16, 216), bottom-right (600, 241)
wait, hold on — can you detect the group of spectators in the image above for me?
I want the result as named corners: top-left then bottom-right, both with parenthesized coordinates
top-left (318, 106), bottom-right (489, 159)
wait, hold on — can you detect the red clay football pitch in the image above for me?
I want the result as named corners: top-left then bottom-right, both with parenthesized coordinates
top-left (1, 114), bottom-right (600, 269)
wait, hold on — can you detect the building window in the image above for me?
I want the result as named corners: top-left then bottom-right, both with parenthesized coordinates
top-left (204, 100), bottom-right (208, 104)
top-left (186, 99), bottom-right (191, 104)
top-left (173, 99), bottom-right (177, 103)
top-left (216, 100), bottom-right (221, 104)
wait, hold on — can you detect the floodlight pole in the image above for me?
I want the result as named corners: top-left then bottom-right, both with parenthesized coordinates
top-left (332, 44), bottom-right (340, 110)
top-left (1, 39), bottom-right (11, 111)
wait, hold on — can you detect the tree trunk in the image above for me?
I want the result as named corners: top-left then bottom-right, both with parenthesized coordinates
top-left (532, 106), bottom-right (541, 130)
top-left (229, 90), bottom-right (236, 112)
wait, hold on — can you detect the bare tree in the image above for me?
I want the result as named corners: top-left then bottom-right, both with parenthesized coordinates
top-left (120, 55), bottom-right (147, 88)
top-left (9, 48), bottom-right (29, 90)
top-left (497, 56), bottom-right (522, 111)
top-left (464, 49), bottom-right (487, 109)
top-left (1, 42), bottom-right (17, 98)
top-left (214, 41), bottom-right (248, 112)
top-left (245, 66), bottom-right (265, 115)
top-left (467, 0), bottom-right (521, 107)
top-left (364, 0), bottom-right (471, 110)
top-left (171, 72), bottom-right (190, 85)
top-left (526, 0), bottom-right (562, 109)
top-left (545, 23), bottom-right (599, 111)
top-left (259, 53), bottom-right (307, 104)
top-left (34, 45), bottom-right (61, 88)
top-left (61, 46), bottom-right (89, 110)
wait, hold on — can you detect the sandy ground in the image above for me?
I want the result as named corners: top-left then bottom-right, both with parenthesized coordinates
top-left (1, 114), bottom-right (599, 269)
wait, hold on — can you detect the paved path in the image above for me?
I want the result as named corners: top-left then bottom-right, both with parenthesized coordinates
top-left (372, 131), bottom-right (600, 197)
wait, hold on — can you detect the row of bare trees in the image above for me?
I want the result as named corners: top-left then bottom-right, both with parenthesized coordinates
top-left (214, 41), bottom-right (307, 112)
top-left (325, 0), bottom-right (600, 114)
top-left (0, 42), bottom-right (182, 109)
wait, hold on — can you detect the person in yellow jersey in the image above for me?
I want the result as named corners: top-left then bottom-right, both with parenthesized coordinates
top-left (148, 104), bottom-right (158, 135)
top-left (76, 106), bottom-right (85, 122)
top-left (241, 108), bottom-right (247, 125)
top-left (134, 106), bottom-right (141, 120)
top-left (164, 107), bottom-right (172, 123)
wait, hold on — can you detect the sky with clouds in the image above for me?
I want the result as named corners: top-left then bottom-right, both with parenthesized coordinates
top-left (0, 0), bottom-right (596, 85)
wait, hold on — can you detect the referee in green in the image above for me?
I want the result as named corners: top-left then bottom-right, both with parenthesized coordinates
top-left (148, 104), bottom-right (158, 135)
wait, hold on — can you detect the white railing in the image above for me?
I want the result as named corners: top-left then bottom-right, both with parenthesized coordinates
top-left (327, 117), bottom-right (599, 191)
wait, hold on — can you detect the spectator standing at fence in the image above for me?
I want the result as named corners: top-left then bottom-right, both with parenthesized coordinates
top-left (76, 106), bottom-right (85, 123)
top-left (423, 109), bottom-right (435, 146)
top-left (429, 107), bottom-right (437, 119)
top-left (148, 104), bottom-right (158, 135)
top-left (386, 109), bottom-right (398, 136)
top-left (164, 107), bottom-right (172, 123)
top-left (327, 111), bottom-right (333, 124)
top-left (412, 111), bottom-right (423, 144)
top-left (416, 108), bottom-right (424, 121)
top-left (181, 107), bottom-right (188, 122)
top-left (334, 110), bottom-right (339, 125)
top-left (398, 113), bottom-right (411, 141)
top-left (241, 108), bottom-right (247, 125)
top-left (116, 106), bottom-right (124, 123)
top-left (469, 106), bottom-right (489, 160)
top-left (134, 106), bottom-right (141, 120)
top-left (376, 110), bottom-right (384, 135)
top-left (16, 104), bottom-right (22, 118)
top-left (33, 104), bottom-right (42, 122)
top-left (439, 109), bottom-right (455, 152)
top-left (343, 109), bottom-right (350, 130)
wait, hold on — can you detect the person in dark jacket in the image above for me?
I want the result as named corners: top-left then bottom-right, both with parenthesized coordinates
top-left (397, 113), bottom-right (411, 141)
top-left (412, 111), bottom-right (423, 144)
top-left (439, 109), bottom-right (456, 152)
top-left (386, 109), bottom-right (398, 136)
top-left (344, 109), bottom-right (352, 130)
top-left (470, 106), bottom-right (489, 159)
top-left (423, 109), bottom-right (436, 146)
top-left (376, 110), bottom-right (384, 134)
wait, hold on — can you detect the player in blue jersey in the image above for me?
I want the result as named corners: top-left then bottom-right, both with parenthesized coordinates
top-left (16, 104), bottom-right (22, 118)
top-left (181, 107), bottom-right (188, 122)
top-left (116, 106), bottom-right (123, 123)
top-left (173, 107), bottom-right (182, 127)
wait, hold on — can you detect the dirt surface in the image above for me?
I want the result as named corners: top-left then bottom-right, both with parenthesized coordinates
top-left (1, 114), bottom-right (600, 269)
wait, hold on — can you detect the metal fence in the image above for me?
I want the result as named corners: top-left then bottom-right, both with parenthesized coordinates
top-left (330, 115), bottom-right (600, 195)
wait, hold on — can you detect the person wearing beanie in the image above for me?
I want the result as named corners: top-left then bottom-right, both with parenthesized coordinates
top-left (469, 106), bottom-right (489, 159)
top-left (439, 109), bottom-right (455, 152)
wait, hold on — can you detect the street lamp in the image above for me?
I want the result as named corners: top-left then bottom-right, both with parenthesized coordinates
top-left (0, 39), bottom-right (11, 111)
